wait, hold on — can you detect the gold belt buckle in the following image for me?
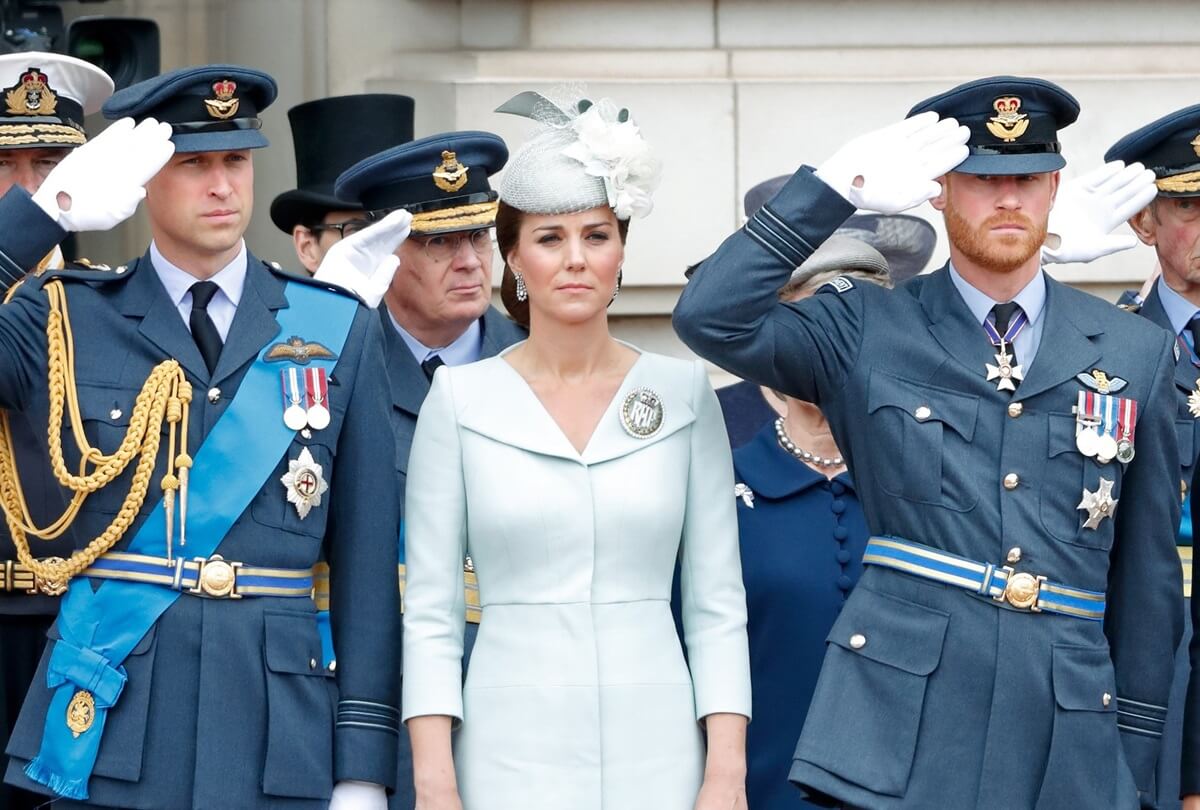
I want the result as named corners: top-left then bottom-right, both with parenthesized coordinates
top-left (995, 566), bottom-right (1045, 611)
top-left (189, 555), bottom-right (243, 599)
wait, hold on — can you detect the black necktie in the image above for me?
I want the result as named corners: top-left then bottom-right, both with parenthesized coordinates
top-left (189, 281), bottom-right (223, 375)
top-left (990, 301), bottom-right (1022, 366)
top-left (1188, 315), bottom-right (1200, 361)
top-left (421, 354), bottom-right (444, 381)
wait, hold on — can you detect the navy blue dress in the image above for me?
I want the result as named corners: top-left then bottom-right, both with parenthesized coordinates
top-left (732, 421), bottom-right (868, 809)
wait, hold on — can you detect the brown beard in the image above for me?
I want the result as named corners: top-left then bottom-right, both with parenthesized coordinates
top-left (945, 205), bottom-right (1047, 273)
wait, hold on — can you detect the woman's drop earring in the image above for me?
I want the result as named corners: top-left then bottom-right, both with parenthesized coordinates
top-left (515, 272), bottom-right (527, 302)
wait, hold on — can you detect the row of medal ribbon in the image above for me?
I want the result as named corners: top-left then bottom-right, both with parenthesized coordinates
top-left (281, 366), bottom-right (330, 432)
top-left (1074, 390), bottom-right (1137, 465)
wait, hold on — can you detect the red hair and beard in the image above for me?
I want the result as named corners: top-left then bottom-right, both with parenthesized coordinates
top-left (944, 201), bottom-right (1047, 274)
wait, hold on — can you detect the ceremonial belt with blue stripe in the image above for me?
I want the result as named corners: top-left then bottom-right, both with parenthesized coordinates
top-left (863, 536), bottom-right (1106, 621)
top-left (83, 552), bottom-right (313, 599)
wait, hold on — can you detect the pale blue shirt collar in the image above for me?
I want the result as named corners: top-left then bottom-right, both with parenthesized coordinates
top-left (149, 240), bottom-right (247, 342)
top-left (1155, 275), bottom-right (1200, 338)
top-left (386, 307), bottom-right (483, 367)
top-left (948, 261), bottom-right (1047, 331)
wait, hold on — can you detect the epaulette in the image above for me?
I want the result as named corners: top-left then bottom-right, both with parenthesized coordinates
top-left (262, 259), bottom-right (366, 306)
top-left (33, 259), bottom-right (133, 288)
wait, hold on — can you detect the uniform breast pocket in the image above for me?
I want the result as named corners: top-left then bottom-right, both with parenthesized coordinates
top-left (866, 369), bottom-right (980, 511)
top-left (251, 439), bottom-right (336, 538)
top-left (72, 384), bottom-right (162, 515)
top-left (1040, 414), bottom-right (1121, 551)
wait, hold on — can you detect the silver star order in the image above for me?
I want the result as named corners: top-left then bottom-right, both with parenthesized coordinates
top-left (1077, 477), bottom-right (1118, 530)
top-left (734, 483), bottom-right (755, 509)
top-left (985, 344), bottom-right (1024, 392)
top-left (280, 446), bottom-right (328, 520)
top-left (1189, 386), bottom-right (1200, 419)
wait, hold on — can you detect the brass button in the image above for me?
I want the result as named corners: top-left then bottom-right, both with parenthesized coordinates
top-left (1102, 692), bottom-right (1112, 707)
top-left (849, 633), bottom-right (867, 650)
top-left (1007, 402), bottom-right (1023, 418)
top-left (207, 387), bottom-right (221, 404)
top-left (309, 658), bottom-right (317, 670)
top-left (1006, 547), bottom-right (1021, 564)
top-left (1003, 473), bottom-right (1019, 490)
top-left (914, 405), bottom-right (931, 421)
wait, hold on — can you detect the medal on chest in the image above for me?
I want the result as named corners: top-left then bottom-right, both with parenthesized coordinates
top-left (280, 366), bottom-right (333, 432)
top-left (1073, 389), bottom-right (1138, 465)
top-left (982, 310), bottom-right (1027, 392)
top-left (1077, 477), bottom-right (1118, 530)
top-left (281, 446), bottom-right (329, 519)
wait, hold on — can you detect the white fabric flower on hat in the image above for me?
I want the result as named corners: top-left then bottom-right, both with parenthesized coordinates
top-left (561, 98), bottom-right (661, 220)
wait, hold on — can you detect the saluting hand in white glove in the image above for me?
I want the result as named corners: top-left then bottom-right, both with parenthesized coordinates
top-left (1042, 160), bottom-right (1157, 264)
top-left (32, 117), bottom-right (174, 232)
top-left (815, 111), bottom-right (970, 214)
top-left (328, 779), bottom-right (388, 810)
top-left (313, 209), bottom-right (413, 309)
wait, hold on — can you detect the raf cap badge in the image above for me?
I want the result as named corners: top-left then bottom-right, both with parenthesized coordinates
top-left (1192, 132), bottom-right (1200, 158)
top-left (281, 447), bottom-right (328, 519)
top-left (986, 96), bottom-right (1029, 143)
top-left (5, 67), bottom-right (57, 116)
top-left (265, 335), bottom-right (337, 365)
top-left (620, 387), bottom-right (664, 439)
top-left (205, 79), bottom-right (240, 120)
top-left (433, 150), bottom-right (469, 193)
top-left (1077, 477), bottom-right (1118, 530)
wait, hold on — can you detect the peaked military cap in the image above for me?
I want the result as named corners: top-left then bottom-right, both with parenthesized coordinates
top-left (0, 52), bottom-right (113, 149)
top-left (269, 93), bottom-right (416, 233)
top-left (1106, 104), bottom-right (1200, 198)
top-left (908, 76), bottom-right (1079, 175)
top-left (335, 130), bottom-right (508, 235)
top-left (102, 64), bottom-right (277, 152)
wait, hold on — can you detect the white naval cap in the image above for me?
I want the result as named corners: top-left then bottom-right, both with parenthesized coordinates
top-left (0, 52), bottom-right (114, 148)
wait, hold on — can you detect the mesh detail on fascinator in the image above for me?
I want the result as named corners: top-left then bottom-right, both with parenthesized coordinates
top-left (496, 90), bottom-right (661, 220)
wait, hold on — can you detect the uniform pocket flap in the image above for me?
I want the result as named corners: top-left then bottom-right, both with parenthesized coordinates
top-left (264, 610), bottom-right (325, 676)
top-left (1051, 643), bottom-right (1116, 712)
top-left (826, 587), bottom-right (950, 676)
top-left (867, 369), bottom-right (978, 440)
top-left (1047, 413), bottom-right (1080, 458)
top-left (74, 383), bottom-right (136, 427)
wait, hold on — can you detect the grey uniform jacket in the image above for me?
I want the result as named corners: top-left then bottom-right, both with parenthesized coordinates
top-left (382, 303), bottom-right (524, 810)
top-left (0, 187), bottom-right (402, 809)
top-left (674, 168), bottom-right (1183, 809)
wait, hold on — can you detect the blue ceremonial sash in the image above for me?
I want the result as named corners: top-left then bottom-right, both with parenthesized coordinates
top-left (24, 282), bottom-right (358, 799)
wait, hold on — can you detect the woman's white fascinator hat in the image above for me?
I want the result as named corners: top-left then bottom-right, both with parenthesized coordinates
top-left (495, 90), bottom-right (661, 220)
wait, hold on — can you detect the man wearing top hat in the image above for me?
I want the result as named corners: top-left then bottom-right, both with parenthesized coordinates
top-left (334, 131), bottom-right (525, 809)
top-left (675, 75), bottom-right (1182, 808)
top-left (0, 50), bottom-right (114, 810)
top-left (1107, 104), bottom-right (1200, 809)
top-left (0, 64), bottom-right (400, 809)
top-left (271, 93), bottom-right (416, 276)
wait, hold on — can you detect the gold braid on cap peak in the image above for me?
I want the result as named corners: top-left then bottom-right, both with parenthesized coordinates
top-left (0, 123), bottom-right (86, 147)
top-left (1157, 171), bottom-right (1200, 194)
top-left (409, 201), bottom-right (499, 234)
top-left (0, 280), bottom-right (195, 594)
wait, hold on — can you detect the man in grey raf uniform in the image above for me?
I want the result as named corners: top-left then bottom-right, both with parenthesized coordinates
top-left (0, 50), bottom-right (113, 810)
top-left (1107, 103), bottom-right (1200, 810)
top-left (332, 130), bottom-right (525, 809)
top-left (675, 76), bottom-right (1183, 809)
top-left (0, 65), bottom-right (400, 809)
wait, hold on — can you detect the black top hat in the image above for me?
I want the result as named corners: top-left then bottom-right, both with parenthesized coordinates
top-left (269, 93), bottom-right (415, 233)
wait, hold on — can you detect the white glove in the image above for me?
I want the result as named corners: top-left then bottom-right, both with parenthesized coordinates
top-left (1042, 160), bottom-right (1157, 264)
top-left (32, 117), bottom-right (174, 232)
top-left (313, 209), bottom-right (413, 308)
top-left (815, 111), bottom-right (970, 214)
top-left (329, 780), bottom-right (387, 810)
